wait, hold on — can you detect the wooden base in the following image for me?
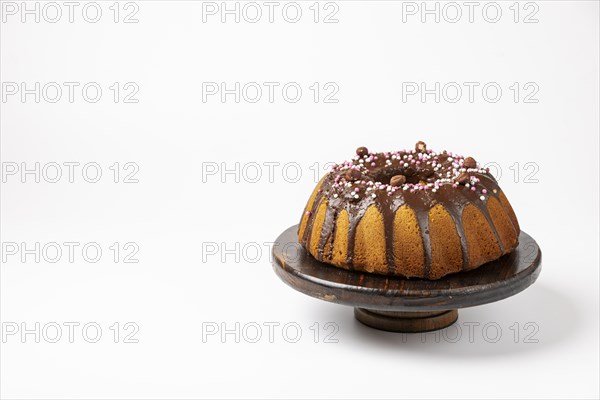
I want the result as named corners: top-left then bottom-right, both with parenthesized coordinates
top-left (354, 308), bottom-right (458, 333)
top-left (272, 225), bottom-right (541, 334)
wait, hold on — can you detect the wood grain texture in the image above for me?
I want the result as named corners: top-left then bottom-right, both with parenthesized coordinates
top-left (272, 225), bottom-right (542, 312)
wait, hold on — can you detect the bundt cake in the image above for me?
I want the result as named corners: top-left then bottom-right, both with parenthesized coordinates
top-left (298, 142), bottom-right (520, 280)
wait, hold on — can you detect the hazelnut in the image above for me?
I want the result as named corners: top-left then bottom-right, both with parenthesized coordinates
top-left (455, 172), bottom-right (470, 185)
top-left (463, 157), bottom-right (477, 169)
top-left (390, 175), bottom-right (407, 187)
top-left (356, 147), bottom-right (369, 157)
top-left (345, 169), bottom-right (361, 181)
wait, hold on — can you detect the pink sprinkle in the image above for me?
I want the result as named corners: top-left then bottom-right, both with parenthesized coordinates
top-left (482, 189), bottom-right (487, 194)
top-left (371, 162), bottom-right (376, 167)
top-left (354, 188), bottom-right (360, 193)
top-left (471, 187), bottom-right (476, 191)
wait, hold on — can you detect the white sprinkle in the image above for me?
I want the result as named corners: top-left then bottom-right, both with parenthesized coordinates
top-left (333, 194), bottom-right (338, 198)
top-left (372, 194), bottom-right (376, 198)
top-left (480, 195), bottom-right (485, 201)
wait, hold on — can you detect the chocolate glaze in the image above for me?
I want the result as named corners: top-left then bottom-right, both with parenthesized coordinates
top-left (299, 147), bottom-right (519, 279)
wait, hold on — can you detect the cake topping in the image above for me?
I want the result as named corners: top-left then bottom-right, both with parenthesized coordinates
top-left (356, 146), bottom-right (369, 157)
top-left (390, 175), bottom-right (406, 187)
top-left (327, 144), bottom-right (493, 202)
top-left (455, 172), bottom-right (470, 184)
top-left (345, 169), bottom-right (362, 181)
top-left (463, 157), bottom-right (477, 169)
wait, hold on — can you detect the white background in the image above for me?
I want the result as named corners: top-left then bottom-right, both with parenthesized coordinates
top-left (1, 1), bottom-right (599, 398)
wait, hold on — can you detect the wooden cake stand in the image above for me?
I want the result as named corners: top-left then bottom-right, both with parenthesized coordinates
top-left (272, 225), bottom-right (541, 333)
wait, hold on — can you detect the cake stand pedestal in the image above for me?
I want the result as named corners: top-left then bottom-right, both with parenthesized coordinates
top-left (272, 225), bottom-right (541, 333)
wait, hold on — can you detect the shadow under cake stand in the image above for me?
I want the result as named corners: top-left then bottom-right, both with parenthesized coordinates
top-left (272, 225), bottom-right (541, 333)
